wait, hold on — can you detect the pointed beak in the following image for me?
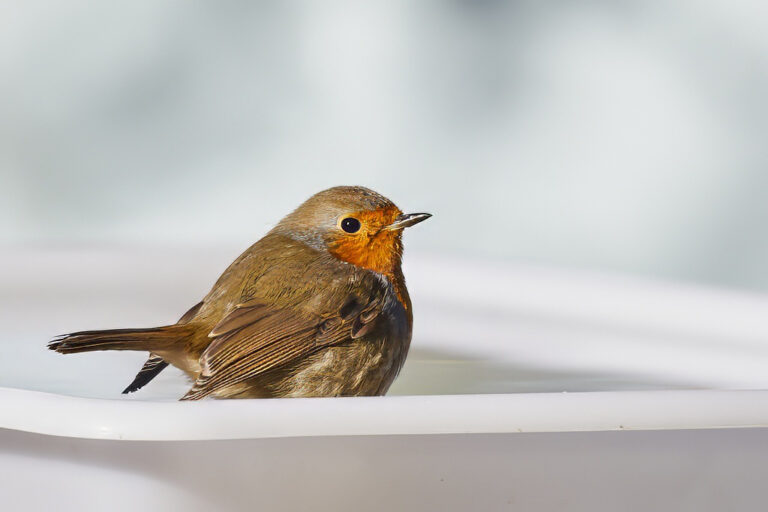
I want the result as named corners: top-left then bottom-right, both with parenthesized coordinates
top-left (385, 212), bottom-right (432, 231)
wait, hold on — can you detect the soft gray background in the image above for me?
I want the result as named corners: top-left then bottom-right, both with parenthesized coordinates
top-left (2, 0), bottom-right (768, 290)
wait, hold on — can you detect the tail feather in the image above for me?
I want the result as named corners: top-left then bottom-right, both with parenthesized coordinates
top-left (48, 325), bottom-right (191, 355)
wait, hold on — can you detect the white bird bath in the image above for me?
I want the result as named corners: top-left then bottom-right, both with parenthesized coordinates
top-left (2, 246), bottom-right (767, 511)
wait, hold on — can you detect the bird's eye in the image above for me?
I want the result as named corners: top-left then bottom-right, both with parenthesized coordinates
top-left (341, 217), bottom-right (361, 233)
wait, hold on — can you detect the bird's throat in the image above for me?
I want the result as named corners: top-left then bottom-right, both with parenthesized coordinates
top-left (328, 234), bottom-right (409, 309)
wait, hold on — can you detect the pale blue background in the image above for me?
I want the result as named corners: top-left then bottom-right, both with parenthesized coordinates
top-left (2, 1), bottom-right (768, 290)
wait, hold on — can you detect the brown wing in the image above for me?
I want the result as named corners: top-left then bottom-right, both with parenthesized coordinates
top-left (180, 293), bottom-right (385, 400)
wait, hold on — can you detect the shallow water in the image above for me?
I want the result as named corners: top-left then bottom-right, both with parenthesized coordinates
top-left (0, 345), bottom-right (698, 402)
top-left (389, 348), bottom-right (696, 396)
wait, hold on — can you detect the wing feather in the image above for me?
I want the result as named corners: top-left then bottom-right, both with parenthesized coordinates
top-left (180, 289), bottom-right (385, 400)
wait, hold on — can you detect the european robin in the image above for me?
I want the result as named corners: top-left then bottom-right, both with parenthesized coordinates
top-left (48, 186), bottom-right (431, 400)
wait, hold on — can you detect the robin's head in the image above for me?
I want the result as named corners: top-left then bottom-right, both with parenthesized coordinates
top-left (273, 186), bottom-right (431, 275)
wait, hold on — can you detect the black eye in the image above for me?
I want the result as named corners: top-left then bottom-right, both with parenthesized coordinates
top-left (341, 217), bottom-right (361, 233)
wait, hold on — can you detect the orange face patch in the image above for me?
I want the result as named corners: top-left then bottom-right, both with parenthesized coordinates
top-left (327, 206), bottom-right (404, 277)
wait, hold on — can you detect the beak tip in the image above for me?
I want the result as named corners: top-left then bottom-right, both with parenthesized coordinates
top-left (389, 212), bottom-right (432, 230)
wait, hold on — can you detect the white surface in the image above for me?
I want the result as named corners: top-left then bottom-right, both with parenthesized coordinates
top-left (5, 428), bottom-right (768, 512)
top-left (3, 247), bottom-right (768, 511)
top-left (2, 246), bottom-right (768, 437)
top-left (1, 388), bottom-right (767, 441)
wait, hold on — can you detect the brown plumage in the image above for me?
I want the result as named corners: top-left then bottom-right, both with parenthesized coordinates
top-left (48, 186), bottom-right (431, 400)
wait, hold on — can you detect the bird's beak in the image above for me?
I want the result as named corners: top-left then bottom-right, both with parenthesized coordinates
top-left (385, 212), bottom-right (432, 231)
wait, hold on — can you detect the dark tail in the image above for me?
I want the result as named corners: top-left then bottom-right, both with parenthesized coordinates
top-left (122, 354), bottom-right (169, 394)
top-left (48, 325), bottom-right (192, 355)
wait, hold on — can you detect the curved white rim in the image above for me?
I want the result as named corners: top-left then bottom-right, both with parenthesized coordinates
top-left (2, 387), bottom-right (768, 441)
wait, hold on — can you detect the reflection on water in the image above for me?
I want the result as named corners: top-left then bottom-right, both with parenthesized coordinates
top-left (2, 345), bottom-right (696, 402)
top-left (389, 348), bottom-right (696, 396)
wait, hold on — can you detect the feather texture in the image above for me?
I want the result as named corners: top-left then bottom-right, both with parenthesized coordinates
top-left (180, 288), bottom-right (385, 400)
top-left (48, 186), bottom-right (424, 400)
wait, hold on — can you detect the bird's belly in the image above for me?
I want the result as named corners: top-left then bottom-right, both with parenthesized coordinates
top-left (212, 333), bottom-right (409, 399)
top-left (284, 340), bottom-right (399, 397)
top-left (154, 349), bottom-right (201, 379)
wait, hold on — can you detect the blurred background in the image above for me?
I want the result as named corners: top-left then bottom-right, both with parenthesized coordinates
top-left (2, 0), bottom-right (768, 290)
top-left (4, 7), bottom-right (768, 509)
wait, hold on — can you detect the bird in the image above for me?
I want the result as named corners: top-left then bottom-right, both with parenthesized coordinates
top-left (48, 186), bottom-right (431, 400)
